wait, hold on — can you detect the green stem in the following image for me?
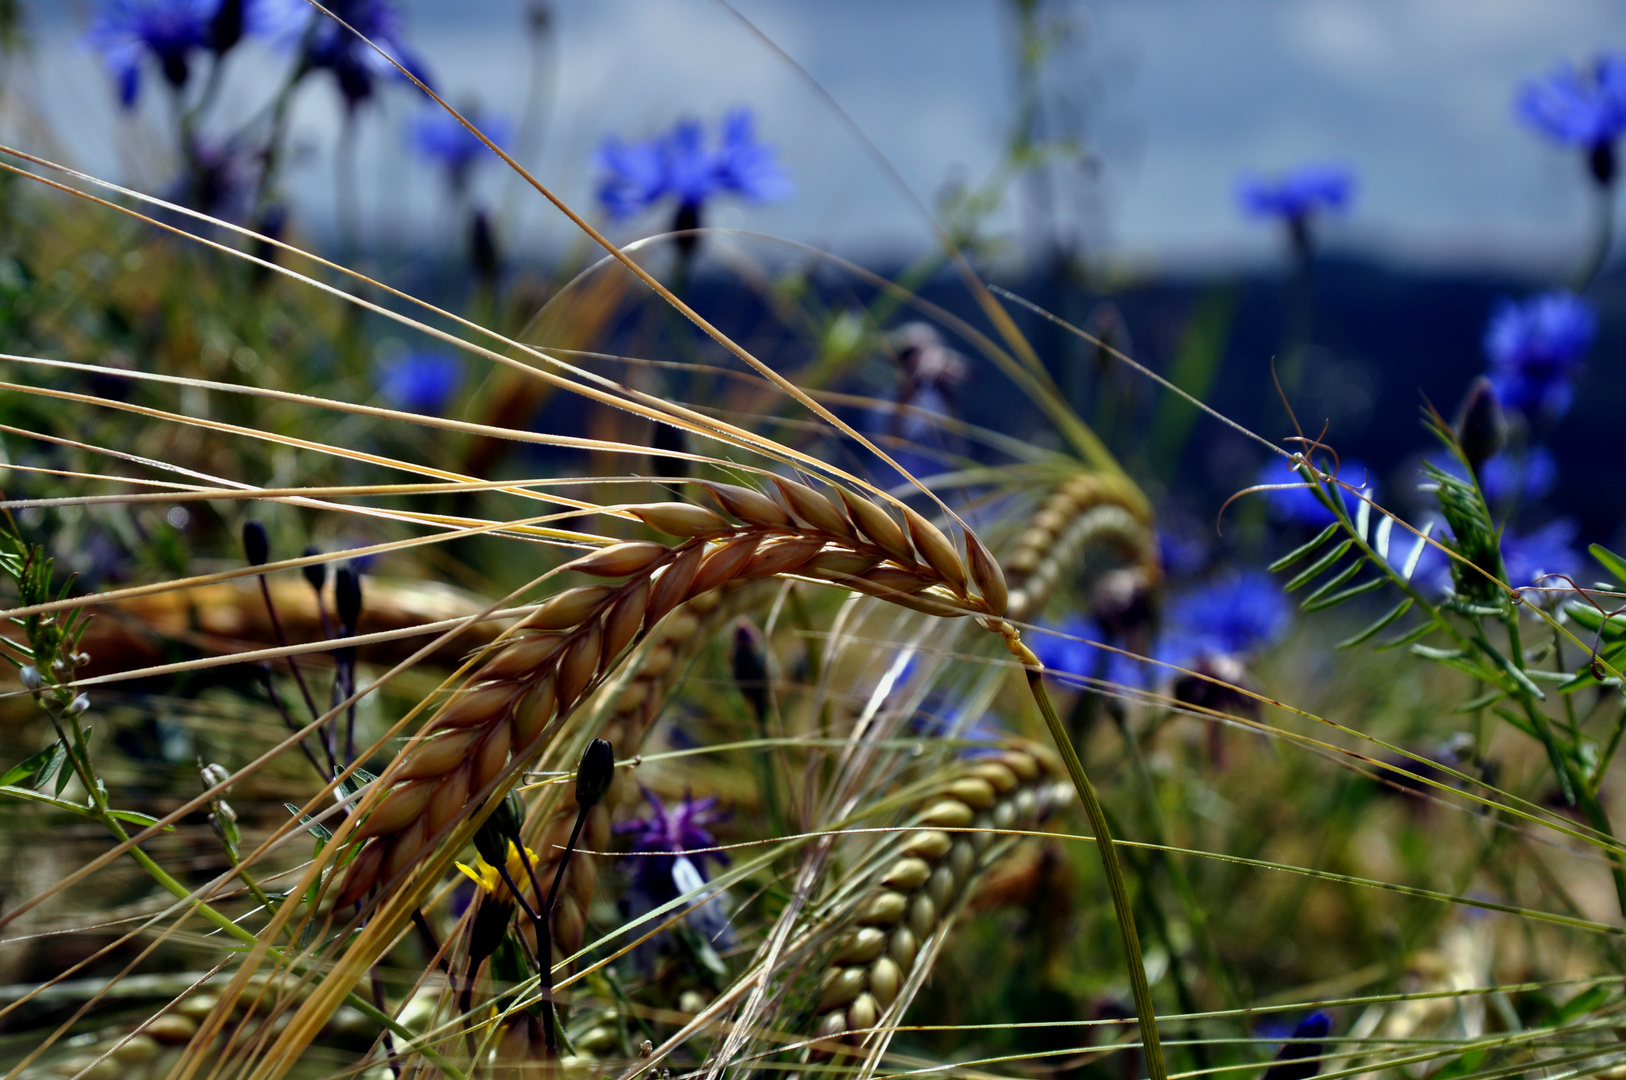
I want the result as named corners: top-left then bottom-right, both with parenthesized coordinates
top-left (1024, 667), bottom-right (1168, 1080)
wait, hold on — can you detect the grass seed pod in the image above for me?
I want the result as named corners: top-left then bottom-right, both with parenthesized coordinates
top-left (706, 482), bottom-right (792, 528)
top-left (834, 927), bottom-right (887, 963)
top-left (919, 799), bottom-right (974, 828)
top-left (868, 956), bottom-right (902, 1007)
top-left (819, 967), bottom-right (867, 1010)
top-left (601, 579), bottom-right (650, 663)
top-left (880, 857), bottom-right (932, 891)
top-left (858, 566), bottom-right (935, 596)
top-left (436, 684), bottom-right (517, 729)
top-left (773, 477), bottom-right (854, 538)
top-left (528, 585), bottom-right (614, 630)
top-left (380, 818), bottom-right (428, 884)
top-left (927, 865), bottom-right (956, 908)
top-left (839, 490), bottom-right (913, 561)
top-left (627, 502), bottom-right (731, 537)
top-left (333, 836), bottom-right (388, 907)
top-left (510, 676), bottom-right (558, 748)
top-left (425, 765), bottom-right (471, 836)
top-left (908, 893), bottom-right (936, 938)
top-left (900, 505), bottom-right (967, 590)
top-left (803, 549), bottom-right (884, 581)
top-left (817, 1012), bottom-right (847, 1041)
top-left (569, 541), bottom-right (668, 578)
top-left (647, 543), bottom-right (705, 625)
top-left (475, 633), bottom-right (567, 683)
top-left (946, 777), bottom-right (997, 810)
top-left (688, 536), bottom-right (761, 597)
top-left (556, 621), bottom-right (603, 709)
top-left (889, 927), bottom-right (917, 970)
top-left (847, 992), bottom-right (879, 1035)
top-left (965, 532), bottom-right (1008, 617)
top-left (742, 537), bottom-right (822, 578)
top-left (393, 729), bottom-right (481, 781)
top-left (964, 761), bottom-right (1018, 793)
top-left (356, 780), bottom-right (436, 839)
top-left (472, 721), bottom-right (513, 791)
top-left (901, 830), bottom-right (952, 859)
top-left (857, 890), bottom-right (908, 925)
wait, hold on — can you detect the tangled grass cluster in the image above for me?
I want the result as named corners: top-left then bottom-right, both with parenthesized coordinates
top-left (0, 5), bottom-right (1623, 1080)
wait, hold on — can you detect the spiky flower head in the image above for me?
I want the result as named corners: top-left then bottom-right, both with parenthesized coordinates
top-left (376, 351), bottom-right (462, 416)
top-left (1516, 52), bottom-right (1626, 185)
top-left (1236, 164), bottom-right (1355, 221)
top-left (257, 0), bottom-right (433, 110)
top-left (1161, 571), bottom-right (1291, 667)
top-left (410, 109), bottom-right (512, 191)
top-left (595, 108), bottom-right (790, 222)
top-left (86, 0), bottom-right (231, 107)
top-left (616, 788), bottom-right (728, 898)
top-left (1483, 291), bottom-right (1595, 421)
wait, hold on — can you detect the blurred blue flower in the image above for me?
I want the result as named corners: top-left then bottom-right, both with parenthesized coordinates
top-left (1030, 615), bottom-right (1153, 690)
top-left (411, 109), bottom-right (511, 190)
top-left (1516, 53), bottom-right (1626, 148)
top-left (1502, 519), bottom-right (1583, 590)
top-left (87, 0), bottom-right (223, 107)
top-left (616, 789), bottom-right (729, 900)
top-left (1261, 1011), bottom-right (1332, 1080)
top-left (1480, 447), bottom-right (1558, 505)
top-left (1483, 292), bottom-right (1595, 420)
top-left (1259, 457), bottom-right (1377, 528)
top-left (257, 0), bottom-right (432, 109)
top-left (1162, 571), bottom-right (1291, 666)
top-left (1236, 164), bottom-right (1355, 221)
top-left (376, 351), bottom-right (461, 415)
top-left (596, 108), bottom-right (790, 221)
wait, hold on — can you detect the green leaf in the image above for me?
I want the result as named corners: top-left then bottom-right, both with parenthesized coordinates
top-left (284, 802), bottom-right (333, 843)
top-left (1552, 983), bottom-right (1611, 1023)
top-left (0, 742), bottom-right (61, 787)
top-left (107, 808), bottom-right (174, 832)
top-left (1590, 543), bottom-right (1626, 586)
top-left (34, 742), bottom-right (66, 793)
top-left (1452, 688), bottom-right (1503, 714)
top-left (1377, 619), bottom-right (1441, 651)
top-left (1430, 1049), bottom-right (1486, 1080)
top-left (1269, 522), bottom-right (1342, 573)
top-left (1338, 598), bottom-right (1412, 649)
top-left (1300, 560), bottom-right (1365, 608)
top-left (1285, 538), bottom-right (1353, 592)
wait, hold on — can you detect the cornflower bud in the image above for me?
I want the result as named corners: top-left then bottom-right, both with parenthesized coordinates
top-left (301, 545), bottom-right (327, 593)
top-left (575, 739), bottom-right (615, 810)
top-left (242, 520), bottom-right (270, 567)
top-left (335, 564), bottom-right (362, 632)
top-left (475, 792), bottom-right (524, 868)
top-left (1454, 376), bottom-right (1506, 472)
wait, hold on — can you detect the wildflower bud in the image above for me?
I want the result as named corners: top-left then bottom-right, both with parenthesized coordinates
top-left (1091, 568), bottom-right (1154, 642)
top-left (1173, 655), bottom-right (1258, 723)
top-left (242, 520), bottom-right (270, 567)
top-left (335, 564), bottom-right (362, 632)
top-left (672, 201), bottom-right (702, 258)
top-left (212, 800), bottom-right (238, 825)
top-left (575, 738), bottom-right (615, 810)
top-left (1590, 139), bottom-right (1618, 190)
top-left (468, 897), bottom-right (515, 967)
top-left (730, 622), bottom-right (769, 723)
top-left (51, 658), bottom-right (69, 677)
top-left (201, 762), bottom-right (232, 790)
top-left (18, 665), bottom-right (41, 691)
top-left (475, 792), bottom-right (524, 868)
top-left (301, 545), bottom-right (327, 593)
top-left (470, 209), bottom-right (499, 285)
top-left (65, 693), bottom-right (90, 716)
top-left (210, 0), bottom-right (245, 55)
top-left (1262, 1012), bottom-right (1331, 1080)
top-left (71, 652), bottom-right (90, 668)
top-left (1454, 376), bottom-right (1506, 471)
top-left (652, 422), bottom-right (688, 481)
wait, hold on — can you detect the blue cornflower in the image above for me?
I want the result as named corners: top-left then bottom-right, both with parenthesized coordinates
top-left (595, 108), bottom-right (790, 223)
top-left (1502, 519), bottom-right (1583, 591)
top-left (1236, 164), bottom-right (1354, 222)
top-left (1259, 457), bottom-right (1377, 529)
top-left (1261, 1012), bottom-right (1332, 1080)
top-left (1030, 615), bottom-right (1153, 691)
top-left (1517, 53), bottom-right (1626, 185)
top-left (1480, 447), bottom-right (1557, 505)
top-left (1161, 571), bottom-right (1291, 668)
top-left (1483, 292), bottom-right (1595, 420)
top-left (86, 0), bottom-right (224, 107)
top-left (376, 351), bottom-right (461, 415)
top-left (410, 109), bottom-right (512, 191)
top-left (616, 789), bottom-right (729, 901)
top-left (257, 0), bottom-right (432, 110)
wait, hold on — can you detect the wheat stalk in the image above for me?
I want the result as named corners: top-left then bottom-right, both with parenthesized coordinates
top-left (1003, 470), bottom-right (1157, 622)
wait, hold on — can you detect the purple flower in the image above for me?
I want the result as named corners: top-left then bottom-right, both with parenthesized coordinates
top-left (411, 109), bottom-right (511, 190)
top-left (1262, 1012), bottom-right (1332, 1080)
top-left (1259, 457), bottom-right (1377, 529)
top-left (86, 0), bottom-right (218, 107)
top-left (376, 351), bottom-right (461, 415)
top-left (1162, 571), bottom-right (1291, 665)
top-left (1502, 519), bottom-right (1583, 590)
top-left (1517, 53), bottom-right (1626, 147)
top-left (1483, 292), bottom-right (1595, 420)
top-left (595, 108), bottom-right (790, 221)
top-left (616, 789), bottom-right (728, 900)
top-left (257, 0), bottom-right (432, 110)
top-left (1236, 164), bottom-right (1355, 221)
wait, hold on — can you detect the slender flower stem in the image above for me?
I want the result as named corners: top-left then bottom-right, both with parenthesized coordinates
top-left (1014, 649), bottom-right (1168, 1080)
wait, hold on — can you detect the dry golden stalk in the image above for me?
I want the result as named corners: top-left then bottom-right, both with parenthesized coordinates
top-left (1002, 472), bottom-right (1157, 622)
top-left (810, 746), bottom-right (1071, 1046)
top-left (333, 480), bottom-right (1006, 908)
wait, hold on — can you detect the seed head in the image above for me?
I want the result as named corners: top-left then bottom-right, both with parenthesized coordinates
top-left (335, 564), bottom-right (363, 632)
top-left (301, 545), bottom-right (327, 593)
top-left (575, 738), bottom-right (615, 810)
top-left (241, 520), bottom-right (269, 567)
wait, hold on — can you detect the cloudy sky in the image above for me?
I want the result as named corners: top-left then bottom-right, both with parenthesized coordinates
top-left (10, 0), bottom-right (1626, 271)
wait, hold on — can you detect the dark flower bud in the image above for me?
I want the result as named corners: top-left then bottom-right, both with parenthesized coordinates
top-left (474, 791), bottom-right (523, 867)
top-left (730, 621), bottom-right (769, 723)
top-left (468, 897), bottom-right (515, 966)
top-left (575, 738), bottom-right (615, 810)
top-left (1454, 376), bottom-right (1506, 472)
top-left (1590, 139), bottom-right (1617, 190)
top-left (672, 201), bottom-right (702, 258)
top-left (250, 204), bottom-right (287, 287)
top-left (1172, 654), bottom-right (1258, 722)
top-left (653, 422), bottom-right (688, 481)
top-left (242, 520), bottom-right (269, 567)
top-left (1091, 568), bottom-right (1154, 642)
top-left (301, 545), bottom-right (327, 594)
top-left (211, 0), bottom-right (245, 55)
top-left (469, 209), bottom-right (499, 285)
top-left (335, 563), bottom-right (363, 632)
top-left (1262, 1012), bottom-right (1331, 1080)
